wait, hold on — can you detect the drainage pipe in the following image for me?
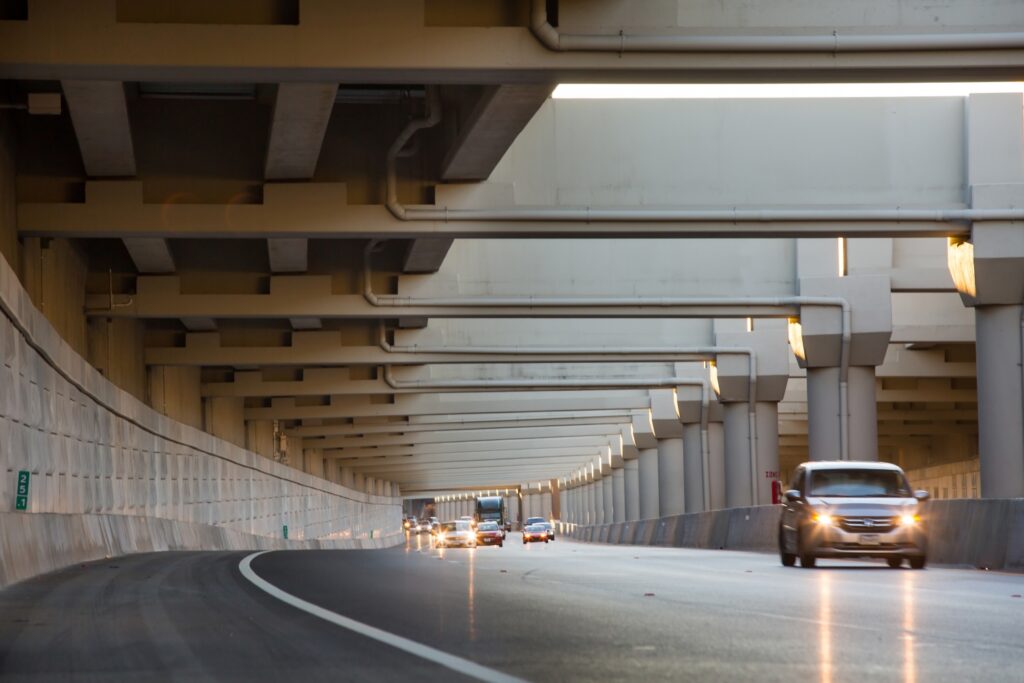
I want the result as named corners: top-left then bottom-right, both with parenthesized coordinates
top-left (530, 0), bottom-right (1024, 53)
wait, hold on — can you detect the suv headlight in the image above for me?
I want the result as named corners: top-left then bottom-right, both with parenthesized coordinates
top-left (897, 513), bottom-right (920, 526)
top-left (813, 512), bottom-right (833, 527)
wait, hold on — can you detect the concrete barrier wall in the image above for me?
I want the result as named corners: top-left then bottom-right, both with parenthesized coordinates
top-left (566, 500), bottom-right (1024, 571)
top-left (0, 512), bottom-right (403, 589)
top-left (0, 256), bottom-right (402, 587)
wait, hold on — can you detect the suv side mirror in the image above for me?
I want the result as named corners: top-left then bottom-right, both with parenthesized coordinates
top-left (914, 490), bottom-right (930, 501)
top-left (784, 489), bottom-right (802, 503)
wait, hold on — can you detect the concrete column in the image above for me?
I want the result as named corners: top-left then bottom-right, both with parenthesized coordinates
top-left (340, 467), bottom-right (355, 488)
top-left (656, 437), bottom-right (685, 516)
top-left (203, 397), bottom-right (246, 448)
top-left (722, 402), bottom-right (753, 508)
top-left (754, 402), bottom-right (781, 504)
top-left (593, 477), bottom-right (605, 524)
top-left (623, 459), bottom-right (640, 521)
top-left (602, 474), bottom-right (614, 523)
top-left (638, 447), bottom-right (660, 520)
top-left (682, 423), bottom-right (705, 513)
top-left (611, 469), bottom-right (626, 523)
top-left (847, 366), bottom-right (879, 461)
top-left (303, 448), bottom-right (324, 478)
top-left (541, 490), bottom-right (553, 520)
top-left (708, 421), bottom-right (726, 510)
top-left (586, 481), bottom-right (597, 525)
top-left (572, 484), bottom-right (581, 524)
top-left (245, 420), bottom-right (276, 460)
top-left (976, 304), bottom-right (1024, 497)
top-left (559, 487), bottom-right (567, 522)
top-left (806, 367), bottom-right (841, 460)
top-left (148, 366), bottom-right (202, 429)
top-left (353, 472), bottom-right (365, 493)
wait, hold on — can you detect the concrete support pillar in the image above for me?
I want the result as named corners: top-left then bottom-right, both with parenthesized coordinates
top-left (722, 402), bottom-right (753, 508)
top-left (354, 473), bottom-right (365, 494)
top-left (611, 469), bottom-right (625, 523)
top-left (847, 366), bottom-right (879, 461)
top-left (559, 487), bottom-right (567, 522)
top-left (246, 420), bottom-right (276, 460)
top-left (638, 448), bottom-right (660, 520)
top-left (754, 402), bottom-right (781, 505)
top-left (623, 460), bottom-right (640, 521)
top-left (586, 481), bottom-right (597, 525)
top-left (682, 423), bottom-right (705, 513)
top-left (593, 477), bottom-right (605, 524)
top-left (806, 367), bottom-right (841, 460)
top-left (656, 437), bottom-right (685, 517)
top-left (204, 397), bottom-right (246, 448)
top-left (602, 475), bottom-right (614, 523)
top-left (340, 467), bottom-right (355, 488)
top-left (541, 490), bottom-right (553, 520)
top-left (303, 448), bottom-right (324, 478)
top-left (148, 366), bottom-right (202, 429)
top-left (976, 304), bottom-right (1024, 497)
top-left (708, 421), bottom-right (726, 510)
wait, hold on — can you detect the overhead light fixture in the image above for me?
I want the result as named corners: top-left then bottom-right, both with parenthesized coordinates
top-left (552, 82), bottom-right (1024, 99)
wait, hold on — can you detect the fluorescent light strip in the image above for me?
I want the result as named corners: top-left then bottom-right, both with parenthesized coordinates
top-left (552, 82), bottom-right (1024, 99)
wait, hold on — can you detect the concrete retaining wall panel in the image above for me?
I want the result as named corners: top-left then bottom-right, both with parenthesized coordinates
top-left (0, 254), bottom-right (401, 587)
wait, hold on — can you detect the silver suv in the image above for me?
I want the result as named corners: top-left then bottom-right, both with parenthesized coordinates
top-left (779, 461), bottom-right (929, 569)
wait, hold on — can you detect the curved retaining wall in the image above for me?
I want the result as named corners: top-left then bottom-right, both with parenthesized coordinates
top-left (566, 500), bottom-right (1024, 572)
top-left (0, 256), bottom-right (402, 588)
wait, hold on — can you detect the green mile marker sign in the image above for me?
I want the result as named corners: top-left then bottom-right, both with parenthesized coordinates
top-left (15, 470), bottom-right (30, 511)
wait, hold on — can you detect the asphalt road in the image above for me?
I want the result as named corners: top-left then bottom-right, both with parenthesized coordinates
top-left (0, 533), bottom-right (1022, 682)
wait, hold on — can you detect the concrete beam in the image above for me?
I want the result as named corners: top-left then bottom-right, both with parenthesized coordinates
top-left (61, 80), bottom-right (135, 177)
top-left (122, 238), bottom-right (175, 274)
top-left (19, 183), bottom-right (965, 241)
top-left (284, 410), bottom-right (637, 437)
top-left (245, 391), bottom-right (651, 421)
top-left (306, 423), bottom-right (626, 449)
top-left (441, 84), bottom-right (554, 181)
top-left (402, 238), bottom-right (454, 274)
top-left (6, 9), bottom-right (1021, 82)
top-left (264, 83), bottom-right (336, 180)
top-left (267, 238), bottom-right (309, 273)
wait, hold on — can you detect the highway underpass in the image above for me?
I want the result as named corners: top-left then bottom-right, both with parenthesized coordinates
top-left (1, 537), bottom-right (1021, 682)
top-left (3, 1), bottom-right (1024, 681)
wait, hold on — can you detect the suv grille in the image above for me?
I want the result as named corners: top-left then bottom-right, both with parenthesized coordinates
top-left (838, 516), bottom-right (896, 533)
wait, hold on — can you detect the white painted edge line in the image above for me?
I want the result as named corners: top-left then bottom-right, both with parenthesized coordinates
top-left (239, 551), bottom-right (528, 683)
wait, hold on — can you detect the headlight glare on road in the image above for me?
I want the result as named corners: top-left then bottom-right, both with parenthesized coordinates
top-left (813, 513), bottom-right (833, 527)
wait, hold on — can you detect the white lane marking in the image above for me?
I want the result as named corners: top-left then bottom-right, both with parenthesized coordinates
top-left (238, 551), bottom-right (527, 683)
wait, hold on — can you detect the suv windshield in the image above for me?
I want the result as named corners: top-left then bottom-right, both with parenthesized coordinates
top-left (808, 469), bottom-right (911, 497)
top-left (478, 522), bottom-right (498, 531)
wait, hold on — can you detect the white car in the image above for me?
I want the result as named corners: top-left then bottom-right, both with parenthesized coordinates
top-left (436, 520), bottom-right (476, 548)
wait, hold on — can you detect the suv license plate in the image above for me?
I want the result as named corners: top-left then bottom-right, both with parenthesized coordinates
top-left (859, 534), bottom-right (881, 546)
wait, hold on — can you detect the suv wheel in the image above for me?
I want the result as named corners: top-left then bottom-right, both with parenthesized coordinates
top-left (779, 527), bottom-right (796, 567)
top-left (887, 558), bottom-right (903, 569)
top-left (796, 528), bottom-right (816, 568)
top-left (909, 556), bottom-right (926, 570)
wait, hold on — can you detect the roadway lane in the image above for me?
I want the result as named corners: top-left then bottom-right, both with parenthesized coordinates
top-left (1, 534), bottom-right (1022, 681)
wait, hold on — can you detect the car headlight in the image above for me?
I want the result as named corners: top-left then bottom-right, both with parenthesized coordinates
top-left (813, 512), bottom-right (833, 527)
top-left (898, 513), bottom-right (920, 526)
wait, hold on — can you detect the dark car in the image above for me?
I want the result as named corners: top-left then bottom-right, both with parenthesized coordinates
top-left (522, 523), bottom-right (550, 544)
top-left (475, 521), bottom-right (504, 547)
top-left (779, 461), bottom-right (929, 569)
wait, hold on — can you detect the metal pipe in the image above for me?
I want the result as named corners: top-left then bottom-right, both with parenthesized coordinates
top-left (531, 0), bottom-right (1024, 53)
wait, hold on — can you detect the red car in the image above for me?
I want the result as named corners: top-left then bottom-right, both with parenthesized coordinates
top-left (476, 521), bottom-right (504, 547)
top-left (522, 523), bottom-right (550, 544)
